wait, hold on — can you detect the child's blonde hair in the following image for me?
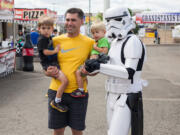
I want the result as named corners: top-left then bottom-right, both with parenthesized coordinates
top-left (91, 21), bottom-right (106, 32)
top-left (38, 15), bottom-right (54, 27)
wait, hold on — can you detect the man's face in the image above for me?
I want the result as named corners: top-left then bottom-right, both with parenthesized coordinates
top-left (65, 13), bottom-right (83, 35)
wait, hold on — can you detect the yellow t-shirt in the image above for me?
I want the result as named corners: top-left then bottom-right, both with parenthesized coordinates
top-left (49, 34), bottom-right (95, 93)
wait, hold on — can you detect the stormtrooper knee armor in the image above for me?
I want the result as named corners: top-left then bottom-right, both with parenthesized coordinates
top-left (101, 7), bottom-right (146, 135)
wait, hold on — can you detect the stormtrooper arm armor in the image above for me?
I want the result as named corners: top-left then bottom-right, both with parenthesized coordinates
top-left (100, 63), bottom-right (128, 78)
top-left (100, 58), bottom-right (139, 80)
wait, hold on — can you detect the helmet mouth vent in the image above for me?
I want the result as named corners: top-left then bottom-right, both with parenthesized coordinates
top-left (112, 33), bottom-right (116, 38)
top-left (118, 34), bottom-right (122, 38)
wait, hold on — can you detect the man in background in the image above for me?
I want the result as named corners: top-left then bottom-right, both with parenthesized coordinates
top-left (30, 28), bottom-right (39, 53)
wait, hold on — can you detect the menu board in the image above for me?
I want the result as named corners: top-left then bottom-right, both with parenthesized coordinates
top-left (0, 48), bottom-right (16, 77)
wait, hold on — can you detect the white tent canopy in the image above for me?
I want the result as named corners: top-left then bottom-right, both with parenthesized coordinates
top-left (0, 10), bottom-right (13, 22)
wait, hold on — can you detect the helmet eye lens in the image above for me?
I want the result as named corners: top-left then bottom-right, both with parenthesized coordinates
top-left (106, 16), bottom-right (123, 22)
top-left (115, 18), bottom-right (122, 21)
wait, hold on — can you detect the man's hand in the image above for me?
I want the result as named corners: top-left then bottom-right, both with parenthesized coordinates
top-left (45, 66), bottom-right (59, 78)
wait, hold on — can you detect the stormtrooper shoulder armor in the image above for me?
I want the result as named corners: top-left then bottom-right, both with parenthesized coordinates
top-left (124, 35), bottom-right (143, 59)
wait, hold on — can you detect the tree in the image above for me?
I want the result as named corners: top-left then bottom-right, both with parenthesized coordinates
top-left (128, 8), bottom-right (139, 34)
top-left (128, 8), bottom-right (133, 16)
top-left (95, 12), bottom-right (103, 21)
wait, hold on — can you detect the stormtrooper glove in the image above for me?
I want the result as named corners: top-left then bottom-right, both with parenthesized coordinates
top-left (85, 59), bottom-right (100, 73)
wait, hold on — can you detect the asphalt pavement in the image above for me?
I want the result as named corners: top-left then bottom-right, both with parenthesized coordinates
top-left (0, 45), bottom-right (180, 135)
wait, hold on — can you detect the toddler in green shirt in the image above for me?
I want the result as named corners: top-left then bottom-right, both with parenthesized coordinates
top-left (71, 21), bottom-right (110, 97)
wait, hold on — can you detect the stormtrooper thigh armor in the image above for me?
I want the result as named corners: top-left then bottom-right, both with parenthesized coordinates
top-left (107, 92), bottom-right (143, 135)
top-left (107, 93), bottom-right (131, 135)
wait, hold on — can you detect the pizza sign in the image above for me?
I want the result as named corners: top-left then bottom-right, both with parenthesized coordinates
top-left (14, 8), bottom-right (57, 21)
top-left (14, 8), bottom-right (47, 21)
top-left (23, 10), bottom-right (45, 20)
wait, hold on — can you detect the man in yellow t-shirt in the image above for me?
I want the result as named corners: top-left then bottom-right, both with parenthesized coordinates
top-left (45, 8), bottom-right (94, 135)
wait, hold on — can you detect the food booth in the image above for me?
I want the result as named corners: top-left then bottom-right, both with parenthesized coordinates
top-left (136, 12), bottom-right (180, 44)
top-left (0, 0), bottom-right (16, 77)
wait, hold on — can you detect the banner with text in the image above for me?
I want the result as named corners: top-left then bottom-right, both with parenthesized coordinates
top-left (136, 12), bottom-right (180, 24)
top-left (14, 8), bottom-right (57, 21)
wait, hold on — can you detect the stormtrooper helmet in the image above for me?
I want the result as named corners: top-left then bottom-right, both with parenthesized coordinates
top-left (105, 7), bottom-right (136, 41)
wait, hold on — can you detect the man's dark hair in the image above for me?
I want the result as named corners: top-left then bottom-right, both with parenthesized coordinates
top-left (65, 8), bottom-right (84, 19)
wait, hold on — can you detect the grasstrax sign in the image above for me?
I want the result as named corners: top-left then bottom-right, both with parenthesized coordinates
top-left (136, 12), bottom-right (180, 24)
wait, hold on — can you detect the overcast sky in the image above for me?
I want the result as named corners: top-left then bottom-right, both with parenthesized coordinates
top-left (14, 0), bottom-right (180, 15)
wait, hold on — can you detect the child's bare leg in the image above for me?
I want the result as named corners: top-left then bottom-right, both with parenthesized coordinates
top-left (55, 70), bottom-right (68, 103)
top-left (70, 66), bottom-right (86, 98)
top-left (76, 69), bottom-right (84, 90)
top-left (50, 70), bottom-right (69, 112)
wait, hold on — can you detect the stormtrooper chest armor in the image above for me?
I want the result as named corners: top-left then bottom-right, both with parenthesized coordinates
top-left (105, 36), bottom-right (144, 94)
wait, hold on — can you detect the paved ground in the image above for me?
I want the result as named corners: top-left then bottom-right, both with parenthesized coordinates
top-left (0, 45), bottom-right (180, 135)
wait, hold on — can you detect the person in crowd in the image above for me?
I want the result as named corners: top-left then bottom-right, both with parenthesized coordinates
top-left (37, 15), bottom-right (69, 112)
top-left (84, 7), bottom-right (147, 135)
top-left (45, 8), bottom-right (95, 135)
top-left (16, 30), bottom-right (24, 41)
top-left (52, 29), bottom-right (58, 37)
top-left (31, 28), bottom-right (39, 53)
top-left (154, 29), bottom-right (159, 44)
top-left (30, 28), bottom-right (39, 47)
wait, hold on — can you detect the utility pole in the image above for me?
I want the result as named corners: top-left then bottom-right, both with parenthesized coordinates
top-left (52, 3), bottom-right (57, 29)
top-left (52, 3), bottom-right (55, 11)
top-left (89, 0), bottom-right (91, 36)
top-left (104, 0), bottom-right (110, 12)
top-left (12, 3), bottom-right (15, 48)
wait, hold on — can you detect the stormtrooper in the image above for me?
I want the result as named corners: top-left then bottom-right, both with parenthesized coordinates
top-left (85, 7), bottom-right (146, 135)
